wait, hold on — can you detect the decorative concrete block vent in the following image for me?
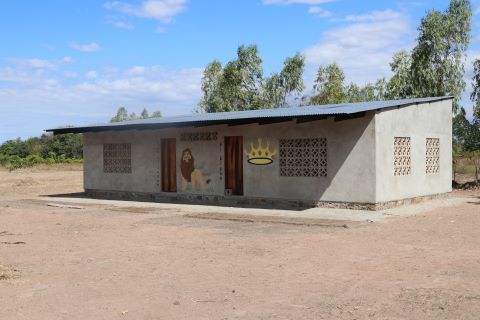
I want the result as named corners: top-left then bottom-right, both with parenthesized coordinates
top-left (279, 138), bottom-right (327, 177)
top-left (103, 143), bottom-right (132, 174)
top-left (394, 137), bottom-right (411, 176)
top-left (426, 138), bottom-right (440, 174)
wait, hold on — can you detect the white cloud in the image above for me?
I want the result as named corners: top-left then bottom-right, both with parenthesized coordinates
top-left (345, 9), bottom-right (402, 22)
top-left (112, 21), bottom-right (135, 29)
top-left (263, 0), bottom-right (332, 5)
top-left (85, 70), bottom-right (98, 79)
top-left (104, 0), bottom-right (187, 23)
top-left (155, 26), bottom-right (167, 33)
top-left (308, 6), bottom-right (331, 17)
top-left (63, 71), bottom-right (79, 78)
top-left (0, 59), bottom-right (203, 140)
top-left (70, 42), bottom-right (102, 52)
top-left (14, 58), bottom-right (56, 69)
top-left (61, 56), bottom-right (74, 64)
top-left (302, 9), bottom-right (413, 86)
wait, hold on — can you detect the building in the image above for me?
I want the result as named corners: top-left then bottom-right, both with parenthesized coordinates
top-left (47, 96), bottom-right (453, 210)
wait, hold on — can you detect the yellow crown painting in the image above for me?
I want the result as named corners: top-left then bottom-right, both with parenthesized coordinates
top-left (245, 138), bottom-right (277, 165)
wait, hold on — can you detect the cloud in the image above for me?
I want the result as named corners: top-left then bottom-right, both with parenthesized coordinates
top-left (105, 15), bottom-right (135, 29)
top-left (155, 26), bottom-right (167, 33)
top-left (111, 21), bottom-right (135, 29)
top-left (63, 71), bottom-right (79, 78)
top-left (263, 0), bottom-right (332, 5)
top-left (0, 59), bottom-right (203, 141)
top-left (308, 6), bottom-right (331, 17)
top-left (69, 42), bottom-right (102, 52)
top-left (85, 70), bottom-right (98, 79)
top-left (302, 9), bottom-right (413, 85)
top-left (104, 0), bottom-right (187, 23)
top-left (345, 9), bottom-right (402, 22)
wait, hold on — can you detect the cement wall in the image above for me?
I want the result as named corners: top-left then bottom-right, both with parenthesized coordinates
top-left (374, 100), bottom-right (453, 203)
top-left (83, 111), bottom-right (377, 204)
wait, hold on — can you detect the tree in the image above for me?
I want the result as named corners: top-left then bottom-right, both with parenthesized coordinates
top-left (471, 59), bottom-right (480, 119)
top-left (311, 63), bottom-right (346, 105)
top-left (110, 107), bottom-right (129, 123)
top-left (199, 60), bottom-right (224, 113)
top-left (198, 45), bottom-right (305, 112)
top-left (263, 53), bottom-right (305, 108)
top-left (140, 108), bottom-right (149, 119)
top-left (410, 0), bottom-right (472, 113)
top-left (151, 110), bottom-right (162, 118)
top-left (310, 63), bottom-right (385, 104)
top-left (110, 107), bottom-right (162, 122)
top-left (386, 50), bottom-right (413, 100)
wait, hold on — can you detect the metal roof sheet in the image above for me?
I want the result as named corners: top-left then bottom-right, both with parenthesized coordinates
top-left (46, 96), bottom-right (452, 134)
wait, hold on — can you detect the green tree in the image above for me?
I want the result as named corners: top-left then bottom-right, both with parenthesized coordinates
top-left (151, 110), bottom-right (162, 118)
top-left (199, 60), bottom-right (224, 113)
top-left (471, 59), bottom-right (480, 119)
top-left (140, 108), bottom-right (149, 119)
top-left (199, 45), bottom-right (305, 112)
top-left (410, 0), bottom-right (472, 112)
top-left (311, 63), bottom-right (346, 105)
top-left (110, 107), bottom-right (129, 123)
top-left (263, 53), bottom-right (305, 108)
top-left (386, 50), bottom-right (413, 99)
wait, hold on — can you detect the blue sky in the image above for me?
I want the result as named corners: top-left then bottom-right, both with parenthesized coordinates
top-left (0, 0), bottom-right (479, 142)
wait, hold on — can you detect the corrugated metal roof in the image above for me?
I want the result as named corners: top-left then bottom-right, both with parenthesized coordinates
top-left (46, 96), bottom-right (452, 134)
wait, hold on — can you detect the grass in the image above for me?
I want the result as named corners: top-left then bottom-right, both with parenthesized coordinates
top-left (0, 264), bottom-right (19, 280)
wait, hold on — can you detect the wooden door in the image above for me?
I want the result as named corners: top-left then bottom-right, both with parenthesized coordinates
top-left (224, 136), bottom-right (243, 196)
top-left (161, 138), bottom-right (177, 192)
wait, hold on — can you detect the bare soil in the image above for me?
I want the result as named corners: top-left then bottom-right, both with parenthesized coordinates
top-left (0, 165), bottom-right (479, 319)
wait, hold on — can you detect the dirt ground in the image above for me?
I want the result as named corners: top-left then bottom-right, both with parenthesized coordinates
top-left (0, 165), bottom-right (479, 320)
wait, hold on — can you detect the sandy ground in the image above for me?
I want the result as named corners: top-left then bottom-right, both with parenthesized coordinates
top-left (0, 165), bottom-right (479, 320)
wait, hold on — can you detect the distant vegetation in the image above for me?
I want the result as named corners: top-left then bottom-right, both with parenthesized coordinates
top-left (0, 107), bottom-right (161, 171)
top-left (0, 134), bottom-right (83, 171)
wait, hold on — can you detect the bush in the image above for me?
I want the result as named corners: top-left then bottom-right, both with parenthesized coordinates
top-left (0, 133), bottom-right (83, 171)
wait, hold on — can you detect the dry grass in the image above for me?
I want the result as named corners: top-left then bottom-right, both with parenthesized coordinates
top-left (0, 264), bottom-right (19, 281)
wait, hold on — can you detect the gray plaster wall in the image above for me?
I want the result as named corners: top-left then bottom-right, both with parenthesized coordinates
top-left (83, 111), bottom-right (377, 204)
top-left (374, 100), bottom-right (452, 203)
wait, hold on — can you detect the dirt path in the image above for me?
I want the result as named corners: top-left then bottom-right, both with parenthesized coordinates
top-left (0, 166), bottom-right (479, 319)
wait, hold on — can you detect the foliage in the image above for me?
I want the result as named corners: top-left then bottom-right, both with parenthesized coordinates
top-left (111, 107), bottom-right (162, 122)
top-left (310, 63), bottom-right (386, 105)
top-left (199, 45), bottom-right (305, 112)
top-left (0, 134), bottom-right (83, 171)
top-left (311, 63), bottom-right (346, 105)
top-left (408, 0), bottom-right (471, 112)
top-left (471, 59), bottom-right (480, 119)
top-left (386, 51), bottom-right (413, 100)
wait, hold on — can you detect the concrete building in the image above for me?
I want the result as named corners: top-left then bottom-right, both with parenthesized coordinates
top-left (47, 96), bottom-right (453, 210)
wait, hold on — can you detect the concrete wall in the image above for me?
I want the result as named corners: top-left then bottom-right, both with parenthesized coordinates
top-left (83, 111), bottom-right (377, 204)
top-left (374, 99), bottom-right (452, 203)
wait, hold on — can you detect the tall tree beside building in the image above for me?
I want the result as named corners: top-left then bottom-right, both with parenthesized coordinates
top-left (199, 45), bottom-right (305, 112)
top-left (310, 63), bottom-right (346, 105)
top-left (471, 59), bottom-right (480, 119)
top-left (386, 50), bottom-right (413, 100)
top-left (409, 0), bottom-right (472, 112)
top-left (310, 63), bottom-right (385, 104)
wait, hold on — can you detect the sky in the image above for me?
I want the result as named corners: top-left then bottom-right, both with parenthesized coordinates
top-left (0, 0), bottom-right (479, 142)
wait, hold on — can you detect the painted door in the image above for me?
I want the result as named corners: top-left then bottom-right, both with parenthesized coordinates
top-left (161, 138), bottom-right (177, 192)
top-left (224, 136), bottom-right (243, 196)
